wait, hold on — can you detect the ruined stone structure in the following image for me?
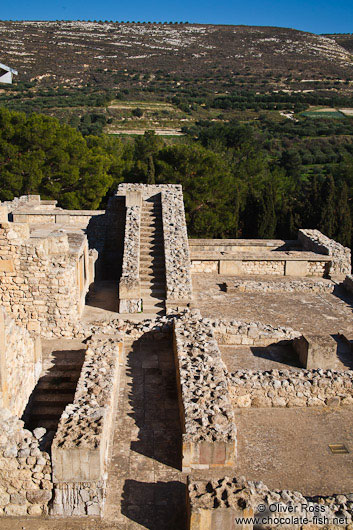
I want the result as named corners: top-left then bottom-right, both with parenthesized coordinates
top-left (0, 185), bottom-right (351, 529)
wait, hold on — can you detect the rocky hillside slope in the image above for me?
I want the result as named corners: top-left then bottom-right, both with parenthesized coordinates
top-left (1, 21), bottom-right (353, 87)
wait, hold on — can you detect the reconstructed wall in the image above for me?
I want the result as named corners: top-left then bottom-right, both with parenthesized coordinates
top-left (51, 336), bottom-right (123, 516)
top-left (188, 476), bottom-right (352, 530)
top-left (0, 307), bottom-right (41, 417)
top-left (0, 222), bottom-right (88, 337)
top-left (0, 408), bottom-right (52, 517)
top-left (299, 228), bottom-right (351, 276)
top-left (173, 314), bottom-right (236, 472)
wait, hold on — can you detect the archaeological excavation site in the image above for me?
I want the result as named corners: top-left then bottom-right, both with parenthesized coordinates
top-left (0, 183), bottom-right (352, 529)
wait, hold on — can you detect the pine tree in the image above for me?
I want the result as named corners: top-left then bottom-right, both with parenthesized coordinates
top-left (319, 175), bottom-right (336, 238)
top-left (336, 182), bottom-right (351, 247)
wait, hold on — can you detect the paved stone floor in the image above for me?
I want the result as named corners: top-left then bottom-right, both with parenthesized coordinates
top-left (235, 407), bottom-right (353, 496)
top-left (220, 343), bottom-right (302, 372)
top-left (193, 274), bottom-right (353, 336)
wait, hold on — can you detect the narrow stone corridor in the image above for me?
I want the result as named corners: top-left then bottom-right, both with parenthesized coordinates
top-left (104, 331), bottom-right (187, 529)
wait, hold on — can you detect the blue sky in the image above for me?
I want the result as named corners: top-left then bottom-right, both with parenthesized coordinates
top-left (2, 0), bottom-right (353, 34)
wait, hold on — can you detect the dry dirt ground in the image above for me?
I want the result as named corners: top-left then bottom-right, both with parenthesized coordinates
top-left (235, 407), bottom-right (353, 496)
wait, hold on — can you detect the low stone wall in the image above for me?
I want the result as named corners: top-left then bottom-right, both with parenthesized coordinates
top-left (299, 229), bottom-right (351, 276)
top-left (118, 196), bottom-right (142, 313)
top-left (208, 318), bottom-right (300, 346)
top-left (188, 476), bottom-right (352, 530)
top-left (0, 408), bottom-right (52, 517)
top-left (51, 336), bottom-right (123, 516)
top-left (173, 316), bottom-right (236, 472)
top-left (161, 188), bottom-right (193, 310)
top-left (0, 308), bottom-right (41, 417)
top-left (191, 256), bottom-right (330, 277)
top-left (225, 278), bottom-right (334, 293)
top-left (228, 369), bottom-right (353, 408)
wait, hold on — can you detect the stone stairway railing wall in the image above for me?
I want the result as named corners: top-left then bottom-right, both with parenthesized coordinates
top-left (118, 191), bottom-right (142, 313)
top-left (298, 228), bottom-right (351, 276)
top-left (173, 315), bottom-right (237, 472)
top-left (0, 307), bottom-right (42, 418)
top-left (161, 187), bottom-right (193, 311)
top-left (51, 335), bottom-right (124, 517)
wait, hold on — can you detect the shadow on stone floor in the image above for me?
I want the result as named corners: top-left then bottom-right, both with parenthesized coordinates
top-left (121, 480), bottom-right (187, 530)
top-left (332, 284), bottom-right (353, 312)
top-left (250, 340), bottom-right (301, 368)
top-left (126, 331), bottom-right (183, 470)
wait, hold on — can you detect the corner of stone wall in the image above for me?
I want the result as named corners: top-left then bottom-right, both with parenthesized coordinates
top-left (0, 408), bottom-right (52, 517)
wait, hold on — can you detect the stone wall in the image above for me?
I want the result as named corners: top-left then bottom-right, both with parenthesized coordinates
top-left (225, 278), bottom-right (334, 293)
top-left (118, 193), bottom-right (142, 313)
top-left (0, 307), bottom-right (41, 417)
top-left (173, 315), bottom-right (236, 472)
top-left (161, 188), bottom-right (193, 308)
top-left (51, 336), bottom-right (123, 516)
top-left (208, 318), bottom-right (300, 346)
top-left (0, 408), bottom-right (52, 517)
top-left (299, 229), bottom-right (351, 276)
top-left (0, 222), bottom-right (87, 337)
top-left (188, 476), bottom-right (352, 530)
top-left (228, 369), bottom-right (353, 408)
top-left (191, 257), bottom-right (330, 277)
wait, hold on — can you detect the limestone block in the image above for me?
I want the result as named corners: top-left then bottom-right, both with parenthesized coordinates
top-left (188, 507), bottom-right (253, 530)
top-left (285, 260), bottom-right (308, 277)
top-left (219, 260), bottom-right (242, 275)
top-left (0, 208), bottom-right (8, 223)
top-left (293, 334), bottom-right (337, 369)
top-left (0, 260), bottom-right (14, 273)
top-left (125, 190), bottom-right (142, 207)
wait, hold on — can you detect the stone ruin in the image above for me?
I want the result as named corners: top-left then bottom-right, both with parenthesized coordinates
top-left (0, 184), bottom-right (351, 528)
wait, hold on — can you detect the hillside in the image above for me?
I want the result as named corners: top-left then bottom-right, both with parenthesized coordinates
top-left (1, 21), bottom-right (353, 90)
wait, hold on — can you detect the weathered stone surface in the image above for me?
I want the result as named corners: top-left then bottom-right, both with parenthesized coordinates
top-left (188, 476), bottom-right (353, 529)
top-left (228, 368), bottom-right (353, 408)
top-left (299, 228), bottom-right (351, 276)
top-left (173, 314), bottom-right (236, 471)
top-left (52, 336), bottom-right (123, 516)
top-left (0, 408), bottom-right (52, 517)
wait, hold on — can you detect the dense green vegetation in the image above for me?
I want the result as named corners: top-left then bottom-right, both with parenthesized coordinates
top-left (0, 107), bottom-right (352, 251)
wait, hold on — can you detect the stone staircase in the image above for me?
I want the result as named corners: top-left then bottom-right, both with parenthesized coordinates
top-left (22, 345), bottom-right (85, 444)
top-left (139, 197), bottom-right (166, 316)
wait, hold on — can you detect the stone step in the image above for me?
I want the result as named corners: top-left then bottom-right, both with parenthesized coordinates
top-left (141, 289), bottom-right (165, 297)
top-left (35, 381), bottom-right (77, 391)
top-left (32, 392), bottom-right (75, 403)
top-left (29, 406), bottom-right (67, 418)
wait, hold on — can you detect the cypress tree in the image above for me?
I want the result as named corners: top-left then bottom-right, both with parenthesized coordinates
top-left (336, 182), bottom-right (351, 247)
top-left (147, 154), bottom-right (155, 184)
top-left (319, 175), bottom-right (336, 238)
top-left (258, 182), bottom-right (276, 239)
